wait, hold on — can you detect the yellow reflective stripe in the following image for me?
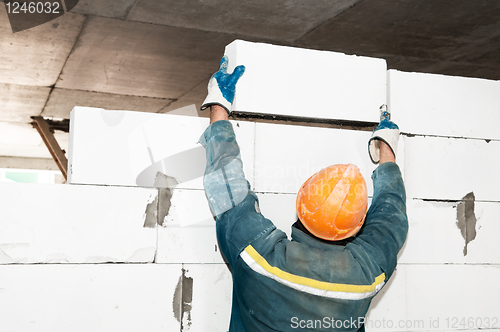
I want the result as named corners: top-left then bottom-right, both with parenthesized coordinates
top-left (243, 245), bottom-right (385, 295)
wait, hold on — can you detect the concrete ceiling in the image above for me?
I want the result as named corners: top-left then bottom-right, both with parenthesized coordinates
top-left (1, 0), bottom-right (500, 169)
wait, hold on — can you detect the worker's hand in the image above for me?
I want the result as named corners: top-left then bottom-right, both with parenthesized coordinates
top-left (368, 109), bottom-right (399, 164)
top-left (200, 55), bottom-right (245, 115)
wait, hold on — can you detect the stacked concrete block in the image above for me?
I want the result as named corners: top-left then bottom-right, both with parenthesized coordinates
top-left (364, 268), bottom-right (408, 330)
top-left (225, 40), bottom-right (387, 123)
top-left (464, 201), bottom-right (500, 264)
top-left (366, 265), bottom-right (500, 332)
top-left (389, 70), bottom-right (500, 279)
top-left (400, 199), bottom-right (466, 264)
top-left (253, 121), bottom-right (405, 197)
top-left (183, 264), bottom-right (233, 332)
top-left (0, 182), bottom-right (157, 264)
top-left (0, 264), bottom-right (182, 331)
top-left (386, 70), bottom-right (500, 332)
top-left (0, 180), bottom-right (184, 330)
top-left (156, 188), bottom-right (223, 264)
top-left (404, 136), bottom-right (499, 201)
top-left (405, 265), bottom-right (500, 330)
top-left (388, 70), bottom-right (500, 140)
top-left (68, 107), bottom-right (255, 208)
top-left (0, 180), bottom-right (233, 331)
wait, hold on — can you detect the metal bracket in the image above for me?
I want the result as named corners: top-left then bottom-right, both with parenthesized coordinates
top-left (379, 104), bottom-right (390, 121)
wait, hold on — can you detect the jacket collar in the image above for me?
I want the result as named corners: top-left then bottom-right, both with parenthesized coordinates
top-left (291, 221), bottom-right (351, 251)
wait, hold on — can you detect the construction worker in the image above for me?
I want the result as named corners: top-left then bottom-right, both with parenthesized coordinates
top-left (199, 56), bottom-right (408, 332)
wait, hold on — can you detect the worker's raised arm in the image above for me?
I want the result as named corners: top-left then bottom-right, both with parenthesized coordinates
top-left (199, 56), bottom-right (247, 217)
top-left (379, 140), bottom-right (396, 164)
top-left (350, 114), bottom-right (407, 281)
top-left (209, 105), bottom-right (229, 123)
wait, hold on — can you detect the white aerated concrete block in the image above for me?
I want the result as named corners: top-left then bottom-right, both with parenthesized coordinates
top-left (404, 136), bottom-right (500, 201)
top-left (389, 70), bottom-right (500, 140)
top-left (68, 106), bottom-right (255, 189)
top-left (157, 224), bottom-right (223, 264)
top-left (183, 264), bottom-right (233, 332)
top-left (368, 265), bottom-right (500, 331)
top-left (406, 265), bottom-right (500, 331)
top-left (254, 123), bottom-right (373, 194)
top-left (0, 264), bottom-right (181, 332)
top-left (256, 192), bottom-right (297, 239)
top-left (365, 268), bottom-right (408, 332)
top-left (401, 200), bottom-right (500, 264)
top-left (254, 122), bottom-right (405, 196)
top-left (465, 202), bottom-right (500, 264)
top-left (0, 182), bottom-right (156, 264)
top-left (225, 40), bottom-right (386, 122)
top-left (157, 189), bottom-right (223, 264)
top-left (399, 199), bottom-right (466, 264)
top-left (162, 189), bottom-right (214, 227)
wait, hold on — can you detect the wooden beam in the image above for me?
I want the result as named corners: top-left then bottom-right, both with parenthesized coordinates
top-left (31, 116), bottom-right (68, 180)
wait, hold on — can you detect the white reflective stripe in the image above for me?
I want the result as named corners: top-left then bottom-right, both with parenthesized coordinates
top-left (240, 247), bottom-right (385, 301)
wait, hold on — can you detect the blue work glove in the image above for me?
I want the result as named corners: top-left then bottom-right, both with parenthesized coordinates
top-left (200, 55), bottom-right (246, 114)
top-left (368, 109), bottom-right (400, 164)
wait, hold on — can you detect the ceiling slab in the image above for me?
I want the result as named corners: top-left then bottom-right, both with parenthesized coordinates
top-left (127, 0), bottom-right (361, 42)
top-left (56, 16), bottom-right (238, 99)
top-left (417, 60), bottom-right (500, 82)
top-left (159, 77), bottom-right (209, 116)
top-left (0, 6), bottom-right (86, 86)
top-left (70, 0), bottom-right (136, 19)
top-left (382, 54), bottom-right (500, 81)
top-left (42, 88), bottom-right (173, 119)
top-left (0, 83), bottom-right (51, 123)
top-left (296, 0), bottom-right (500, 79)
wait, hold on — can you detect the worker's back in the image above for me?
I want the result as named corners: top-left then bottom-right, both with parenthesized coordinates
top-left (199, 54), bottom-right (407, 332)
top-left (215, 162), bottom-right (407, 332)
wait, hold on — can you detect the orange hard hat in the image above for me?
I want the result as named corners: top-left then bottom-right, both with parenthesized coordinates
top-left (296, 164), bottom-right (368, 241)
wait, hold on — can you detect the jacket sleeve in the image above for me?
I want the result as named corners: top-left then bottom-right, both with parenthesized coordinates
top-left (199, 120), bottom-right (249, 217)
top-left (200, 121), bottom-right (278, 267)
top-left (349, 162), bottom-right (408, 281)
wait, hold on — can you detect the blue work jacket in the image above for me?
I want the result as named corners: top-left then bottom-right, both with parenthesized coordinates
top-left (200, 120), bottom-right (408, 332)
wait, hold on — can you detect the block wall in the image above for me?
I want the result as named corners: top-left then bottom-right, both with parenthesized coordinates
top-left (1, 41), bottom-right (499, 332)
